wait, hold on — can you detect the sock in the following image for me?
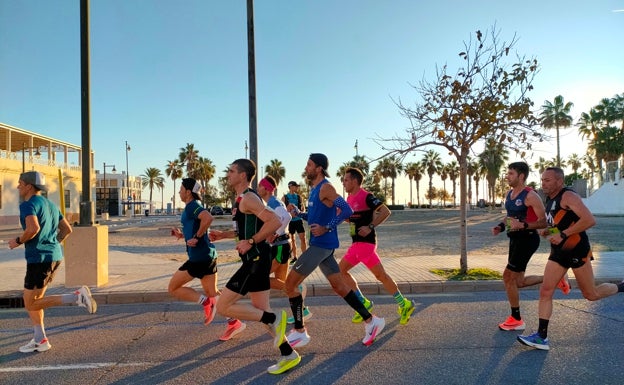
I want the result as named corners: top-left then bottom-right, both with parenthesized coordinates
top-left (62, 294), bottom-right (77, 305)
top-left (393, 291), bottom-right (406, 306)
top-left (198, 294), bottom-right (208, 306)
top-left (260, 311), bottom-right (277, 325)
top-left (278, 341), bottom-right (294, 356)
top-left (34, 325), bottom-right (46, 342)
top-left (289, 295), bottom-right (304, 329)
top-left (618, 281), bottom-right (624, 292)
top-left (537, 318), bottom-right (549, 339)
top-left (344, 290), bottom-right (371, 322)
top-left (354, 289), bottom-right (367, 303)
top-left (511, 307), bottom-right (521, 321)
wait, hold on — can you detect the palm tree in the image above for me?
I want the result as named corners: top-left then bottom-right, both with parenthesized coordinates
top-left (540, 95), bottom-right (574, 167)
top-left (446, 160), bottom-right (459, 207)
top-left (404, 162), bottom-right (423, 207)
top-left (264, 159), bottom-right (285, 195)
top-left (567, 153), bottom-right (582, 175)
top-left (466, 157), bottom-right (477, 206)
top-left (349, 155), bottom-right (370, 174)
top-left (141, 167), bottom-right (164, 214)
top-left (165, 159), bottom-right (184, 213)
top-left (421, 150), bottom-right (442, 208)
top-left (478, 138), bottom-right (508, 205)
top-left (195, 157), bottom-right (216, 204)
top-left (178, 143), bottom-right (200, 177)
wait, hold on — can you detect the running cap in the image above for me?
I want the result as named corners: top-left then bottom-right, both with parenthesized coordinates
top-left (309, 153), bottom-right (329, 177)
top-left (20, 171), bottom-right (47, 191)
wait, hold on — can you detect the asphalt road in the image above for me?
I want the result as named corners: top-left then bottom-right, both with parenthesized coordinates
top-left (1, 291), bottom-right (623, 385)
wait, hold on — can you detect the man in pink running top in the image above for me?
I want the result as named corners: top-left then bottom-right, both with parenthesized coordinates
top-left (339, 167), bottom-right (416, 325)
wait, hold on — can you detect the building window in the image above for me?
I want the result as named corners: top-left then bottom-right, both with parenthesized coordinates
top-left (65, 190), bottom-right (70, 209)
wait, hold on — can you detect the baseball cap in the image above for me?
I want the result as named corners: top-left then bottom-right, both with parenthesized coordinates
top-left (20, 171), bottom-right (47, 191)
top-left (288, 181), bottom-right (300, 187)
top-left (309, 153), bottom-right (329, 177)
top-left (181, 178), bottom-right (202, 199)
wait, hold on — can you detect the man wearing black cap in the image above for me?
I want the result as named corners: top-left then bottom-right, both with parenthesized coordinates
top-left (8, 171), bottom-right (96, 353)
top-left (283, 180), bottom-right (306, 263)
top-left (284, 153), bottom-right (386, 348)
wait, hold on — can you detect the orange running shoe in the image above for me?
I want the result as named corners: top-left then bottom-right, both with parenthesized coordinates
top-left (498, 315), bottom-right (526, 331)
top-left (557, 275), bottom-right (571, 295)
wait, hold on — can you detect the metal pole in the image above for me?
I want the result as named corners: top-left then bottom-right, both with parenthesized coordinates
top-left (103, 162), bottom-right (107, 214)
top-left (22, 143), bottom-right (25, 173)
top-left (79, 0), bottom-right (94, 226)
top-left (247, 0), bottom-right (258, 188)
top-left (125, 141), bottom-right (130, 213)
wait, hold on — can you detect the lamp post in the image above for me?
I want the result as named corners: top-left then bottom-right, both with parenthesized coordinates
top-left (125, 141), bottom-right (131, 214)
top-left (102, 162), bottom-right (116, 214)
top-left (22, 143), bottom-right (42, 173)
top-left (244, 140), bottom-right (248, 158)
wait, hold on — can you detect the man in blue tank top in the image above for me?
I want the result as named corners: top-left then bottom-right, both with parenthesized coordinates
top-left (284, 153), bottom-right (386, 348)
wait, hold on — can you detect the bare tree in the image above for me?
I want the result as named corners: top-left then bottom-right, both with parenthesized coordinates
top-left (376, 26), bottom-right (542, 273)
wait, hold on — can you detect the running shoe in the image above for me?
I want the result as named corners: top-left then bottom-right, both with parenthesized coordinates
top-left (362, 316), bottom-right (385, 346)
top-left (19, 338), bottom-right (51, 353)
top-left (203, 296), bottom-right (217, 326)
top-left (286, 329), bottom-right (311, 348)
top-left (273, 310), bottom-right (287, 348)
top-left (219, 319), bottom-right (246, 341)
top-left (287, 307), bottom-right (312, 324)
top-left (75, 285), bottom-right (97, 314)
top-left (267, 351), bottom-right (301, 374)
top-left (557, 275), bottom-right (571, 295)
top-left (352, 298), bottom-right (373, 323)
top-left (517, 332), bottom-right (550, 350)
top-left (399, 299), bottom-right (416, 325)
top-left (498, 315), bottom-right (526, 331)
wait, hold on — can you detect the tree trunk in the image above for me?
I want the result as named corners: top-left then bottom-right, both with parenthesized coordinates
top-left (459, 151), bottom-right (469, 274)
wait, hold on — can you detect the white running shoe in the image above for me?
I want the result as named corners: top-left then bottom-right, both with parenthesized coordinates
top-left (75, 286), bottom-right (97, 314)
top-left (19, 338), bottom-right (51, 353)
top-left (286, 328), bottom-right (311, 347)
top-left (362, 316), bottom-right (385, 346)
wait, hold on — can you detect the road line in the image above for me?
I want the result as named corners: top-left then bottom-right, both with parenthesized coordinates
top-left (0, 362), bottom-right (152, 372)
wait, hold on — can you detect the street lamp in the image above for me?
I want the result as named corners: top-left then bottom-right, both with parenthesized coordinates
top-left (125, 141), bottom-right (131, 214)
top-left (22, 143), bottom-right (42, 173)
top-left (244, 140), bottom-right (248, 158)
top-left (102, 162), bottom-right (116, 214)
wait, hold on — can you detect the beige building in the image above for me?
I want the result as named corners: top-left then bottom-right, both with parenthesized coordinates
top-left (0, 122), bottom-right (89, 225)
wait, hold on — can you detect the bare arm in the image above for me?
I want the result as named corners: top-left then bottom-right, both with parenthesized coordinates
top-left (57, 217), bottom-right (72, 243)
top-left (560, 191), bottom-right (596, 235)
top-left (525, 190), bottom-right (547, 230)
top-left (8, 215), bottom-right (40, 249)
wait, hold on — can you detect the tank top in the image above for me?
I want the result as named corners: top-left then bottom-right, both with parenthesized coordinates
top-left (545, 187), bottom-right (590, 256)
top-left (504, 187), bottom-right (538, 223)
top-left (307, 179), bottom-right (339, 249)
top-left (347, 188), bottom-right (383, 244)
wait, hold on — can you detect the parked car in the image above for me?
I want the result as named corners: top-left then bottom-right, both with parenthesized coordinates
top-left (210, 206), bottom-right (224, 216)
top-left (223, 207), bottom-right (232, 215)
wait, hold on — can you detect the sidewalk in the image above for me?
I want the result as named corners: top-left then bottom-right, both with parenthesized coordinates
top-left (2, 243), bottom-right (623, 307)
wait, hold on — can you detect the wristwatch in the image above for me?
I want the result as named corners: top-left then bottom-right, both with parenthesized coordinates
top-left (560, 232), bottom-right (568, 241)
top-left (247, 237), bottom-right (255, 245)
top-left (523, 222), bottom-right (529, 230)
top-left (368, 223), bottom-right (375, 230)
top-left (325, 225), bottom-right (333, 233)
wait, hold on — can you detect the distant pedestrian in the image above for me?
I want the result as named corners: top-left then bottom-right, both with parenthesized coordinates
top-left (8, 171), bottom-right (96, 353)
top-left (285, 153), bottom-right (385, 348)
top-left (492, 162), bottom-right (570, 332)
top-left (339, 167), bottom-right (415, 325)
top-left (169, 178), bottom-right (221, 327)
top-left (283, 181), bottom-right (306, 264)
top-left (517, 167), bottom-right (624, 350)
top-left (209, 159), bottom-right (299, 375)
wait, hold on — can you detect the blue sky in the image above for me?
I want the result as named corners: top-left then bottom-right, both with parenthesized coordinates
top-left (1, 0), bottom-right (623, 206)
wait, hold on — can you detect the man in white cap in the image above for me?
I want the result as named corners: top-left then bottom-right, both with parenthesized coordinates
top-left (8, 171), bottom-right (96, 353)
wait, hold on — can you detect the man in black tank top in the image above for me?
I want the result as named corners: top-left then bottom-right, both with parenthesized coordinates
top-left (209, 159), bottom-right (301, 375)
top-left (517, 167), bottom-right (624, 351)
top-left (492, 162), bottom-right (551, 332)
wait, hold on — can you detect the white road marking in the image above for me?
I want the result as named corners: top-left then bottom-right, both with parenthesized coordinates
top-left (0, 362), bottom-right (152, 372)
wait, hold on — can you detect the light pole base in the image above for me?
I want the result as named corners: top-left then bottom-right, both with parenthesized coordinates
top-left (64, 225), bottom-right (109, 287)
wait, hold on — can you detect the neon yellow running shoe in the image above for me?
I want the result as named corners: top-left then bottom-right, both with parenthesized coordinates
top-left (399, 299), bottom-right (416, 325)
top-left (352, 299), bottom-right (373, 323)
